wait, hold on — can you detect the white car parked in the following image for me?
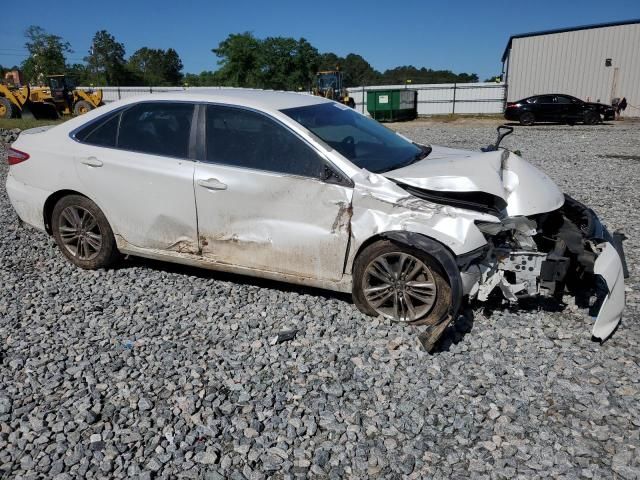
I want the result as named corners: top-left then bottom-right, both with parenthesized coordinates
top-left (6, 90), bottom-right (626, 350)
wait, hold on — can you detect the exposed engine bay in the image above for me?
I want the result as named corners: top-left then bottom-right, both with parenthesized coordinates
top-left (459, 194), bottom-right (628, 341)
top-left (381, 126), bottom-right (628, 345)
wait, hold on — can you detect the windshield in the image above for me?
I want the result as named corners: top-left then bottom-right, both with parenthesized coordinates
top-left (281, 102), bottom-right (427, 173)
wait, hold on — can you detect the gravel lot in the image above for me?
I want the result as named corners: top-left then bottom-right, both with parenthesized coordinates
top-left (1, 120), bottom-right (639, 479)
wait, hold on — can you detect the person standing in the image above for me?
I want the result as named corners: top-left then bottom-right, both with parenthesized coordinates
top-left (616, 97), bottom-right (627, 120)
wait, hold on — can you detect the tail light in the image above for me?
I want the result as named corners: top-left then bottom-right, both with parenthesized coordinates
top-left (506, 102), bottom-right (519, 108)
top-left (7, 148), bottom-right (30, 166)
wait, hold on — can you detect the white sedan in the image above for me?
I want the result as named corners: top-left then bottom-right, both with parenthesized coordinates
top-left (5, 90), bottom-right (626, 350)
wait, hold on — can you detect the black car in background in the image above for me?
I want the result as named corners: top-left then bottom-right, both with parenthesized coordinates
top-left (504, 94), bottom-right (615, 125)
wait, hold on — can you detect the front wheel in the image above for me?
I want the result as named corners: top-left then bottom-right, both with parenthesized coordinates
top-left (352, 240), bottom-right (451, 325)
top-left (0, 97), bottom-right (14, 119)
top-left (73, 100), bottom-right (93, 116)
top-left (51, 195), bottom-right (118, 269)
top-left (584, 111), bottom-right (600, 125)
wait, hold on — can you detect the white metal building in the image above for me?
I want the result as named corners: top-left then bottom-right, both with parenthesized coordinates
top-left (502, 19), bottom-right (640, 117)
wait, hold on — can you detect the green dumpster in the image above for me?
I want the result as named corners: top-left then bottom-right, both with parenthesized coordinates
top-left (367, 89), bottom-right (417, 122)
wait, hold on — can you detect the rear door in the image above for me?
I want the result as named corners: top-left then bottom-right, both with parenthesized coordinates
top-left (193, 104), bottom-right (353, 281)
top-left (73, 101), bottom-right (199, 252)
top-left (554, 95), bottom-right (577, 121)
top-left (534, 95), bottom-right (556, 121)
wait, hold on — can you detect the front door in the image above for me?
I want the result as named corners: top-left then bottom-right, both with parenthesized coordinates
top-left (194, 104), bottom-right (353, 281)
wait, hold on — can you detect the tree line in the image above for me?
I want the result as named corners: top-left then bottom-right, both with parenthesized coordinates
top-left (1, 27), bottom-right (480, 89)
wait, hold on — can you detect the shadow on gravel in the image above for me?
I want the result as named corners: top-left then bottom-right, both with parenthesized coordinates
top-left (114, 255), bottom-right (354, 304)
top-left (503, 121), bottom-right (614, 129)
top-left (431, 307), bottom-right (476, 353)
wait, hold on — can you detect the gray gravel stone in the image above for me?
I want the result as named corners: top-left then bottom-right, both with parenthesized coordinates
top-left (1, 120), bottom-right (639, 478)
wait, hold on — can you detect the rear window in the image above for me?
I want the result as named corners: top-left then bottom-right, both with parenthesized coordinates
top-left (74, 102), bottom-right (195, 158)
top-left (75, 112), bottom-right (119, 147)
top-left (118, 103), bottom-right (194, 158)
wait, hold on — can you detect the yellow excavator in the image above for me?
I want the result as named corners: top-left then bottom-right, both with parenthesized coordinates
top-left (0, 72), bottom-right (103, 119)
top-left (313, 70), bottom-right (356, 108)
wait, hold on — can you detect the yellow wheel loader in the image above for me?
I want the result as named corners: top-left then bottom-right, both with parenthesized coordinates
top-left (313, 70), bottom-right (356, 108)
top-left (0, 82), bottom-right (30, 119)
top-left (28, 75), bottom-right (104, 119)
top-left (1, 73), bottom-right (103, 119)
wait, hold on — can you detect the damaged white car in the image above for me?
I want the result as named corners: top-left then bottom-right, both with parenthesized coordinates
top-left (6, 90), bottom-right (627, 350)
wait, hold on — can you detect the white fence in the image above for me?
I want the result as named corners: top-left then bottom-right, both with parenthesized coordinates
top-left (348, 82), bottom-right (507, 116)
top-left (85, 82), bottom-right (507, 116)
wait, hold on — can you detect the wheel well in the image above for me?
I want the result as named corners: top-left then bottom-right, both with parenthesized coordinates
top-left (351, 230), bottom-right (464, 321)
top-left (43, 190), bottom-right (87, 235)
top-left (350, 231), bottom-right (459, 277)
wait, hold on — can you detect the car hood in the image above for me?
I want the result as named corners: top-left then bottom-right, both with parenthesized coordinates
top-left (383, 145), bottom-right (565, 217)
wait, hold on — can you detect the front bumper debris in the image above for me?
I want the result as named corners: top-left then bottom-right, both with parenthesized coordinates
top-left (592, 242), bottom-right (626, 340)
top-left (461, 195), bottom-right (626, 341)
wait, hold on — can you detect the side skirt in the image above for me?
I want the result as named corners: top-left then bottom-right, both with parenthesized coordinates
top-left (115, 236), bottom-right (353, 294)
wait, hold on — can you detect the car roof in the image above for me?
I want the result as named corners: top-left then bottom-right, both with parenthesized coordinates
top-left (123, 88), bottom-right (331, 111)
top-left (59, 89), bottom-right (336, 134)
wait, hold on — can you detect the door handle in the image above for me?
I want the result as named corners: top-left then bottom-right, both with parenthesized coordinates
top-left (81, 157), bottom-right (103, 168)
top-left (197, 178), bottom-right (227, 191)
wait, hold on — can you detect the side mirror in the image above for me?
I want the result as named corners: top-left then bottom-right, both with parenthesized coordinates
top-left (481, 125), bottom-right (514, 152)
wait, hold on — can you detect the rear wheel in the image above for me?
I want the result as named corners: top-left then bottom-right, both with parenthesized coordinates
top-left (51, 195), bottom-right (118, 269)
top-left (352, 240), bottom-right (451, 326)
top-left (584, 111), bottom-right (600, 125)
top-left (73, 100), bottom-right (93, 116)
top-left (519, 111), bottom-right (535, 126)
top-left (0, 97), bottom-right (13, 119)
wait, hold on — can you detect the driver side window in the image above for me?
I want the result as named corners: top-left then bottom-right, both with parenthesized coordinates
top-left (205, 105), bottom-right (325, 179)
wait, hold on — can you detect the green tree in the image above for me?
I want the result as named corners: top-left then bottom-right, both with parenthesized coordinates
top-left (21, 25), bottom-right (71, 84)
top-left (378, 66), bottom-right (478, 85)
top-left (212, 33), bottom-right (319, 90)
top-left (85, 30), bottom-right (127, 86)
top-left (212, 32), bottom-right (262, 87)
top-left (67, 63), bottom-right (90, 85)
top-left (163, 48), bottom-right (184, 85)
top-left (127, 47), bottom-right (184, 86)
top-left (257, 37), bottom-right (319, 90)
top-left (184, 71), bottom-right (217, 86)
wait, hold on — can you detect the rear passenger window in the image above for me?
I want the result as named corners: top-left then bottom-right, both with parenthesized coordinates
top-left (118, 103), bottom-right (194, 158)
top-left (205, 105), bottom-right (324, 178)
top-left (76, 113), bottom-right (119, 147)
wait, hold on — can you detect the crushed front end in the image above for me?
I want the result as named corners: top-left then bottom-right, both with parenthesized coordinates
top-left (461, 195), bottom-right (627, 340)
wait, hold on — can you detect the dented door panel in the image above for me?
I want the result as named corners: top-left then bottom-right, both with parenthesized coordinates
top-left (194, 163), bottom-right (352, 281)
top-left (74, 146), bottom-right (199, 252)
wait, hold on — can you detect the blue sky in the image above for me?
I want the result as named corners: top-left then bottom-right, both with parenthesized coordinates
top-left (1, 0), bottom-right (638, 81)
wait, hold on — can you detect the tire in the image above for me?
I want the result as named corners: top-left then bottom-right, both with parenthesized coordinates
top-left (0, 97), bottom-right (14, 119)
top-left (519, 111), bottom-right (535, 126)
top-left (51, 195), bottom-right (119, 269)
top-left (352, 239), bottom-right (452, 326)
top-left (73, 100), bottom-right (93, 116)
top-left (584, 111), bottom-right (600, 125)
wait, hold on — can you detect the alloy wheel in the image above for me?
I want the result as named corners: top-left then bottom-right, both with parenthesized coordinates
top-left (58, 206), bottom-right (103, 260)
top-left (363, 252), bottom-right (437, 322)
